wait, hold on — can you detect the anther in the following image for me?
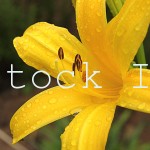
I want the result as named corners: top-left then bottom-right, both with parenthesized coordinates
top-left (58, 47), bottom-right (64, 60)
top-left (76, 59), bottom-right (82, 72)
top-left (75, 54), bottom-right (81, 63)
top-left (74, 54), bottom-right (82, 72)
top-left (82, 71), bottom-right (86, 83)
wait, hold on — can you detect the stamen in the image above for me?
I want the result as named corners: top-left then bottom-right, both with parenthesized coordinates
top-left (72, 63), bottom-right (76, 75)
top-left (82, 71), bottom-right (86, 83)
top-left (58, 47), bottom-right (64, 60)
top-left (76, 59), bottom-right (82, 72)
top-left (75, 54), bottom-right (81, 63)
top-left (75, 54), bottom-right (82, 72)
top-left (55, 59), bottom-right (69, 85)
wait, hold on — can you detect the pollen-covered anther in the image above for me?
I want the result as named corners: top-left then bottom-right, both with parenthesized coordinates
top-left (58, 47), bottom-right (64, 60)
top-left (75, 54), bottom-right (82, 72)
top-left (75, 54), bottom-right (81, 62)
top-left (82, 71), bottom-right (86, 83)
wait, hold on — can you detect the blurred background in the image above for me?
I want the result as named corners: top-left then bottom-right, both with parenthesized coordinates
top-left (0, 0), bottom-right (150, 150)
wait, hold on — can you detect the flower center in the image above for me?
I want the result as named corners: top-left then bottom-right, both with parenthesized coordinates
top-left (56, 47), bottom-right (86, 84)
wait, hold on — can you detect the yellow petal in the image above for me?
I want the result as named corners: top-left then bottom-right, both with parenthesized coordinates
top-left (61, 102), bottom-right (116, 150)
top-left (13, 22), bottom-right (88, 83)
top-left (76, 0), bottom-right (107, 54)
top-left (10, 86), bottom-right (93, 144)
top-left (118, 69), bottom-right (150, 113)
top-left (76, 0), bottom-right (122, 87)
top-left (13, 22), bottom-right (121, 97)
top-left (106, 0), bottom-right (150, 77)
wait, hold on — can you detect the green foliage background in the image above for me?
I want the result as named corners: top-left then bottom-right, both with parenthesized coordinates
top-left (0, 0), bottom-right (150, 150)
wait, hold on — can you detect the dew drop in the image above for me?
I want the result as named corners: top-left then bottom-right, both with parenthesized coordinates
top-left (95, 121), bottom-right (100, 126)
top-left (64, 95), bottom-right (67, 98)
top-left (62, 143), bottom-right (66, 148)
top-left (21, 108), bottom-right (25, 112)
top-left (48, 91), bottom-right (53, 95)
top-left (27, 103), bottom-right (32, 108)
top-left (96, 27), bottom-right (102, 33)
top-left (60, 37), bottom-right (65, 41)
top-left (138, 103), bottom-right (146, 110)
top-left (42, 105), bottom-right (47, 109)
top-left (71, 140), bottom-right (77, 146)
top-left (75, 127), bottom-right (79, 132)
top-left (54, 110), bottom-right (58, 114)
top-left (31, 126), bottom-right (36, 130)
top-left (23, 113), bottom-right (26, 117)
top-left (128, 91), bottom-right (133, 96)
top-left (135, 26), bottom-right (140, 31)
top-left (97, 12), bottom-right (102, 17)
top-left (35, 98), bottom-right (40, 103)
top-left (14, 123), bottom-right (18, 127)
top-left (106, 116), bottom-right (112, 122)
top-left (86, 37), bottom-right (91, 42)
top-left (14, 116), bottom-right (18, 120)
top-left (146, 108), bottom-right (150, 112)
top-left (90, 5), bottom-right (94, 9)
top-left (146, 12), bottom-right (150, 17)
top-left (49, 98), bottom-right (57, 104)
top-left (37, 120), bottom-right (42, 124)
top-left (117, 28), bottom-right (125, 37)
top-left (62, 108), bottom-right (67, 111)
top-left (34, 113), bottom-right (37, 117)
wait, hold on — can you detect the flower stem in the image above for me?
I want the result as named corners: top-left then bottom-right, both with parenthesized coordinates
top-left (72, 0), bottom-right (76, 8)
top-left (106, 0), bottom-right (123, 16)
top-left (136, 44), bottom-right (147, 68)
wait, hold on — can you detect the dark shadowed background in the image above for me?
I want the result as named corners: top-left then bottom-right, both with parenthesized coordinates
top-left (0, 0), bottom-right (150, 150)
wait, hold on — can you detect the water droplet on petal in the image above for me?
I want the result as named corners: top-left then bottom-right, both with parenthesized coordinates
top-left (62, 108), bottom-right (67, 111)
top-left (135, 26), bottom-right (140, 31)
top-left (138, 103), bottom-right (146, 110)
top-left (62, 143), bottom-right (66, 148)
top-left (90, 5), bottom-right (94, 9)
top-left (117, 28), bottom-right (126, 37)
top-left (21, 108), bottom-right (25, 112)
top-left (31, 126), bottom-right (36, 130)
top-left (23, 113), bottom-right (26, 117)
top-left (71, 140), bottom-right (77, 146)
top-left (96, 27), bottom-right (102, 33)
top-left (14, 123), bottom-right (18, 127)
top-left (48, 91), bottom-right (53, 95)
top-left (106, 116), bottom-right (112, 122)
top-left (95, 121), bottom-right (101, 126)
top-left (34, 113), bottom-right (37, 117)
top-left (86, 37), bottom-right (91, 42)
top-left (75, 127), bottom-right (79, 132)
top-left (49, 98), bottom-right (57, 104)
top-left (128, 91), bottom-right (133, 96)
top-left (14, 116), bottom-right (18, 120)
top-left (37, 120), bottom-right (42, 124)
top-left (42, 105), bottom-right (47, 109)
top-left (97, 12), bottom-right (102, 17)
top-left (146, 12), bottom-right (150, 17)
top-left (27, 103), bottom-right (32, 108)
top-left (54, 110), bottom-right (58, 114)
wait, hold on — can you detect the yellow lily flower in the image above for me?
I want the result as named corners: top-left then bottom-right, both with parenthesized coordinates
top-left (11, 0), bottom-right (150, 149)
